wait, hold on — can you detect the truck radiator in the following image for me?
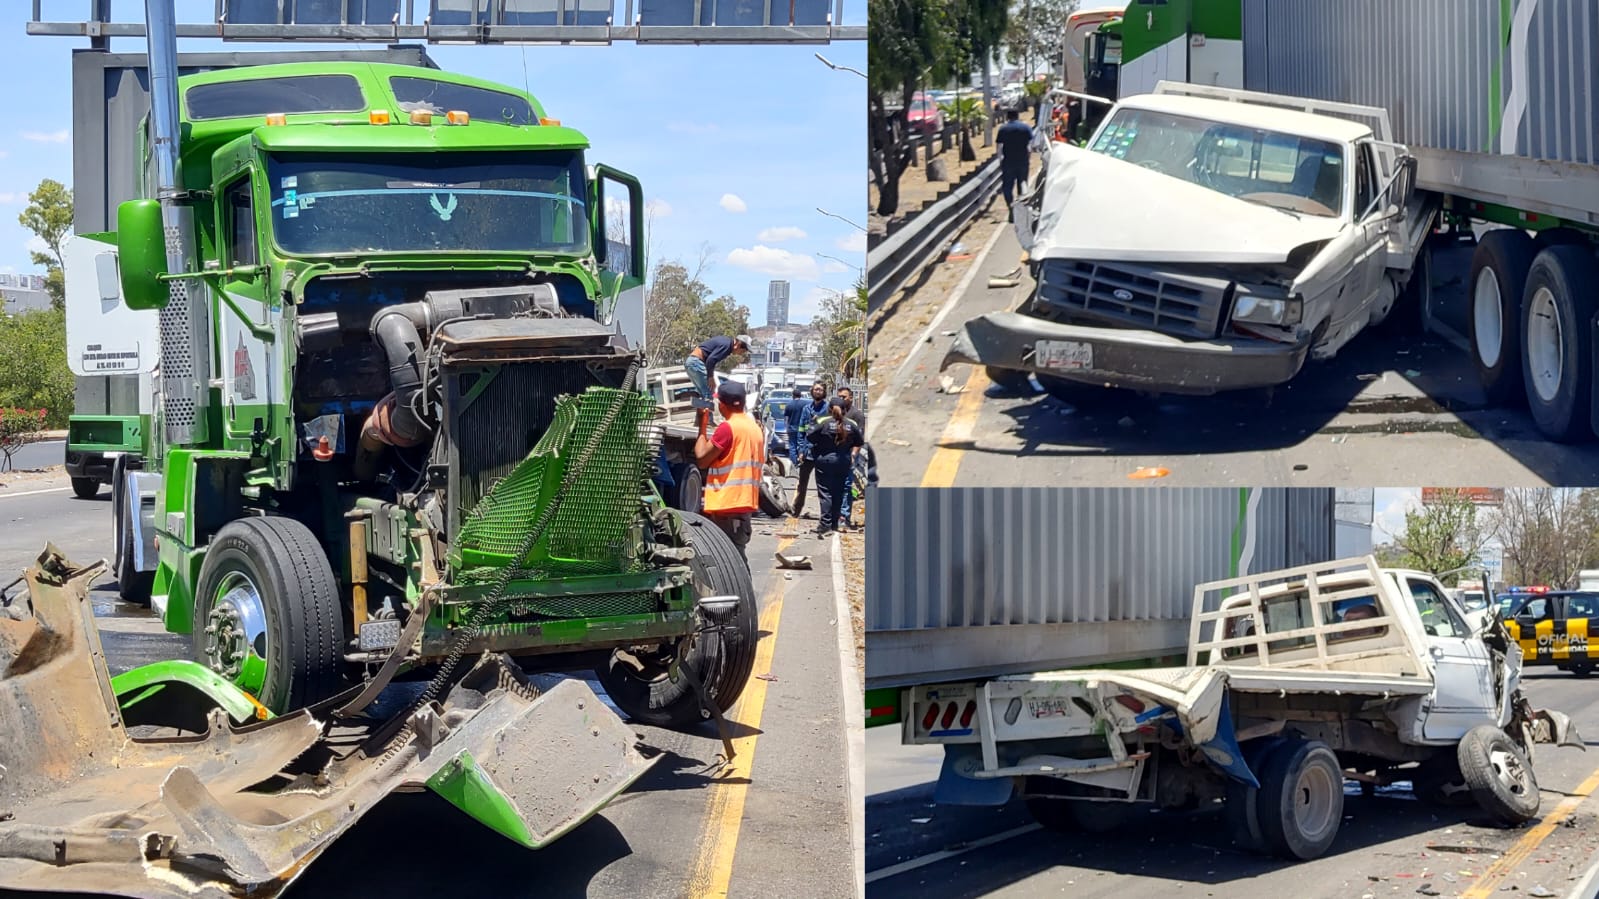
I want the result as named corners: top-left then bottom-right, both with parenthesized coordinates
top-left (449, 377), bottom-right (662, 588)
top-left (1036, 260), bottom-right (1227, 339)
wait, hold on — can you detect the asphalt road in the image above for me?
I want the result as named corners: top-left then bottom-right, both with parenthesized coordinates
top-left (1, 439), bottom-right (65, 476)
top-left (865, 672), bottom-right (1599, 899)
top-left (870, 223), bottom-right (1599, 488)
top-left (0, 474), bottom-right (858, 899)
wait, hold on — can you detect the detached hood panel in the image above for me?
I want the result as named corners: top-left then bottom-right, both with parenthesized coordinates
top-left (1030, 144), bottom-right (1347, 265)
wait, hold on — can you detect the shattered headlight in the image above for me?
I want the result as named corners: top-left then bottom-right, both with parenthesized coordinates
top-left (1232, 287), bottom-right (1302, 327)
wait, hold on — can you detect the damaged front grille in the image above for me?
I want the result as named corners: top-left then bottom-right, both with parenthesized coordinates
top-left (1036, 260), bottom-right (1229, 339)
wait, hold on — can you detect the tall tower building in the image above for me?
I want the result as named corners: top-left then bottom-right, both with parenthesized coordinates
top-left (766, 280), bottom-right (790, 327)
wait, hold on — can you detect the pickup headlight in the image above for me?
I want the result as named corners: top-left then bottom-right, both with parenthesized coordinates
top-left (1232, 288), bottom-right (1302, 327)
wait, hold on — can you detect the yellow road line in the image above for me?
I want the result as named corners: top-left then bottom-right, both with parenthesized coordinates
top-left (1461, 764), bottom-right (1599, 898)
top-left (920, 367), bottom-right (991, 488)
top-left (687, 536), bottom-right (794, 899)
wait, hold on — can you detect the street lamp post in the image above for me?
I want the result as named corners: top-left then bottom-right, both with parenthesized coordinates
top-left (815, 53), bottom-right (867, 79)
top-left (816, 207), bottom-right (866, 232)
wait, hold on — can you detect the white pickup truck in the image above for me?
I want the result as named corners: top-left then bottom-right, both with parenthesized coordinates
top-left (947, 82), bottom-right (1437, 402)
top-left (902, 557), bottom-right (1583, 860)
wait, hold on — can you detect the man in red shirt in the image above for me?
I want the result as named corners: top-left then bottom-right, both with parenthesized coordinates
top-left (695, 379), bottom-right (765, 562)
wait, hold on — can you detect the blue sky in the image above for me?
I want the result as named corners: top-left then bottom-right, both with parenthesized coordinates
top-left (0, 2), bottom-right (865, 326)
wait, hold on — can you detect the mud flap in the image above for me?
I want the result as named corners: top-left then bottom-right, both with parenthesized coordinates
top-left (0, 548), bottom-right (655, 898)
top-left (934, 744), bottom-right (1017, 806)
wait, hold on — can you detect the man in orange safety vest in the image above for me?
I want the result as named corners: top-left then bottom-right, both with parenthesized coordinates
top-left (695, 379), bottom-right (765, 562)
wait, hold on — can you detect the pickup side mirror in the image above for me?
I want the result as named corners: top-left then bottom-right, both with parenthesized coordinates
top-left (1391, 155), bottom-right (1418, 215)
top-left (116, 199), bottom-right (169, 311)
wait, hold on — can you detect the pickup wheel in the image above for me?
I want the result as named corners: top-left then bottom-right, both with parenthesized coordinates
top-left (1520, 246), bottom-right (1599, 442)
top-left (71, 476), bottom-right (101, 499)
top-left (192, 516), bottom-right (345, 714)
top-left (1468, 230), bottom-right (1536, 407)
top-left (595, 511), bottom-right (757, 728)
top-left (1257, 739), bottom-right (1344, 860)
top-left (1458, 726), bottom-right (1540, 824)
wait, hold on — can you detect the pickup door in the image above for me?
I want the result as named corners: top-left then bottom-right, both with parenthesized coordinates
top-left (1406, 575), bottom-right (1497, 741)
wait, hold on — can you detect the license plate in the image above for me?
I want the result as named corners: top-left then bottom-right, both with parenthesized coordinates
top-left (1035, 339), bottom-right (1093, 371)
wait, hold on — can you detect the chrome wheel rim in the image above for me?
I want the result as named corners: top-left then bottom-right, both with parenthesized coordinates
top-left (1527, 285), bottom-right (1565, 403)
top-left (1474, 268), bottom-right (1503, 369)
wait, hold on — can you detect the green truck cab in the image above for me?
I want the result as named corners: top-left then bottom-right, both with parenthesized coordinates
top-left (83, 60), bottom-right (755, 722)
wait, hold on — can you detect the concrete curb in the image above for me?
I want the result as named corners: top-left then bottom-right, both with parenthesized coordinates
top-left (867, 210), bottom-right (1007, 445)
top-left (830, 531), bottom-right (865, 899)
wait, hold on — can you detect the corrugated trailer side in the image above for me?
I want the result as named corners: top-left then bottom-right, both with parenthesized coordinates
top-left (1241, 0), bottom-right (1599, 229)
top-left (864, 487), bottom-right (1340, 690)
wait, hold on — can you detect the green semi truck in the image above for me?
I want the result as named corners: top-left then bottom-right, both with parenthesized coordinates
top-left (64, 54), bottom-right (758, 726)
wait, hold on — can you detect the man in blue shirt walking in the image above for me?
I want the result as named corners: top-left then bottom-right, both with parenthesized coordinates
top-left (995, 109), bottom-right (1034, 213)
top-left (787, 382), bottom-right (828, 520)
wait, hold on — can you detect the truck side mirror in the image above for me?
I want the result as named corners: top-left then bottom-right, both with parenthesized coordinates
top-left (116, 199), bottom-right (169, 311)
top-left (1393, 156), bottom-right (1418, 212)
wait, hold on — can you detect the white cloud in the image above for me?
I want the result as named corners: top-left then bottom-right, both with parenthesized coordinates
top-left (835, 231), bottom-right (868, 253)
top-left (21, 130), bottom-right (69, 144)
top-left (790, 286), bottom-right (839, 323)
top-left (719, 193), bottom-right (748, 214)
top-left (726, 245), bottom-right (819, 280)
top-left (1372, 490), bottom-right (1422, 542)
top-left (756, 226), bottom-right (807, 243)
top-left (645, 198), bottom-right (673, 218)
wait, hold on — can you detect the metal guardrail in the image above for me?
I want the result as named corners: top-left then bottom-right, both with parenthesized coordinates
top-left (866, 155), bottom-right (1000, 314)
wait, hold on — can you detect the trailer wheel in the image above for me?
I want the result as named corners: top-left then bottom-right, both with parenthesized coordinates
top-left (595, 511), bottom-right (757, 728)
top-left (1258, 739), bottom-right (1344, 860)
top-left (1468, 230), bottom-right (1536, 406)
top-left (1521, 246), bottom-right (1599, 442)
top-left (1411, 754), bottom-right (1475, 808)
top-left (192, 516), bottom-right (345, 714)
top-left (673, 462), bottom-right (703, 513)
top-left (71, 476), bottom-right (100, 499)
top-left (1024, 778), bottom-right (1139, 833)
top-left (1458, 726), bottom-right (1540, 824)
top-left (985, 366), bottom-right (1036, 394)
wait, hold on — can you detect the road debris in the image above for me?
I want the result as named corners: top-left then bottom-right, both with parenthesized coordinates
top-left (1127, 467), bottom-right (1170, 480)
top-left (775, 552), bottom-right (814, 570)
top-left (939, 375), bottom-right (965, 395)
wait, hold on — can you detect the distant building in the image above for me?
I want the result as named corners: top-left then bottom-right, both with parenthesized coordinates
top-left (0, 273), bottom-right (51, 314)
top-left (766, 280), bottom-right (790, 328)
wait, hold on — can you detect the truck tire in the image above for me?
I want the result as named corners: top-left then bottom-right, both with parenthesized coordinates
top-left (1520, 246), bottom-right (1599, 442)
top-left (985, 366), bottom-right (1036, 394)
top-left (1457, 726), bottom-right (1540, 824)
top-left (71, 476), bottom-right (100, 499)
top-left (758, 462), bottom-right (791, 517)
top-left (595, 511), bottom-right (757, 728)
top-left (1380, 242), bottom-right (1431, 336)
top-left (192, 516), bottom-right (345, 714)
top-left (1024, 777), bottom-right (1139, 833)
top-left (1468, 230), bottom-right (1536, 407)
top-left (1224, 777), bottom-right (1267, 852)
top-left (116, 498), bottom-right (154, 607)
top-left (1411, 754), bottom-right (1474, 808)
top-left (673, 462), bottom-right (703, 513)
top-left (1257, 739), bottom-right (1344, 860)
top-left (1566, 661), bottom-right (1594, 678)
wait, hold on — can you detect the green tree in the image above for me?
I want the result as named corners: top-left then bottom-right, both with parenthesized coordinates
top-left (950, 0), bottom-right (1007, 150)
top-left (0, 308), bottom-right (74, 428)
top-left (814, 279), bottom-right (868, 382)
top-left (1388, 489), bottom-right (1493, 579)
top-left (869, 0), bottom-right (954, 216)
top-left (1491, 489), bottom-right (1599, 588)
top-left (641, 254), bottom-right (751, 368)
top-left (693, 294), bottom-right (752, 356)
top-left (18, 179), bottom-right (73, 311)
top-left (1004, 0), bottom-right (1078, 78)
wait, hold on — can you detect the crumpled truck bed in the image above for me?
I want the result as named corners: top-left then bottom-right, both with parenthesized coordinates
top-left (0, 548), bottom-right (655, 899)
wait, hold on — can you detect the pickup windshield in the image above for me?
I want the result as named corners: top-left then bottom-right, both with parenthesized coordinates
top-left (1090, 107), bottom-right (1346, 217)
top-left (266, 151), bottom-right (588, 256)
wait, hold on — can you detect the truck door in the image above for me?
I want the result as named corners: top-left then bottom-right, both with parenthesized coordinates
top-left (1349, 143), bottom-right (1391, 314)
top-left (215, 170), bottom-right (275, 438)
top-left (1410, 576), bottom-right (1497, 741)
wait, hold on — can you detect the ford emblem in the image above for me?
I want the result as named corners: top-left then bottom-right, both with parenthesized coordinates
top-left (1113, 288), bottom-right (1135, 301)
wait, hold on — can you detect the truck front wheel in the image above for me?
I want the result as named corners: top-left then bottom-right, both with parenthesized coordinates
top-left (1468, 230), bottom-right (1535, 407)
top-left (595, 511), bottom-right (757, 728)
top-left (71, 476), bottom-right (100, 499)
top-left (192, 517), bottom-right (345, 714)
top-left (1258, 739), bottom-right (1344, 860)
top-left (1520, 246), bottom-right (1599, 442)
top-left (1458, 726), bottom-right (1540, 824)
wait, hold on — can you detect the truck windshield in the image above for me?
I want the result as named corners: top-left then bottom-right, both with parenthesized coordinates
top-left (266, 151), bottom-right (589, 256)
top-left (1091, 108), bottom-right (1345, 217)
